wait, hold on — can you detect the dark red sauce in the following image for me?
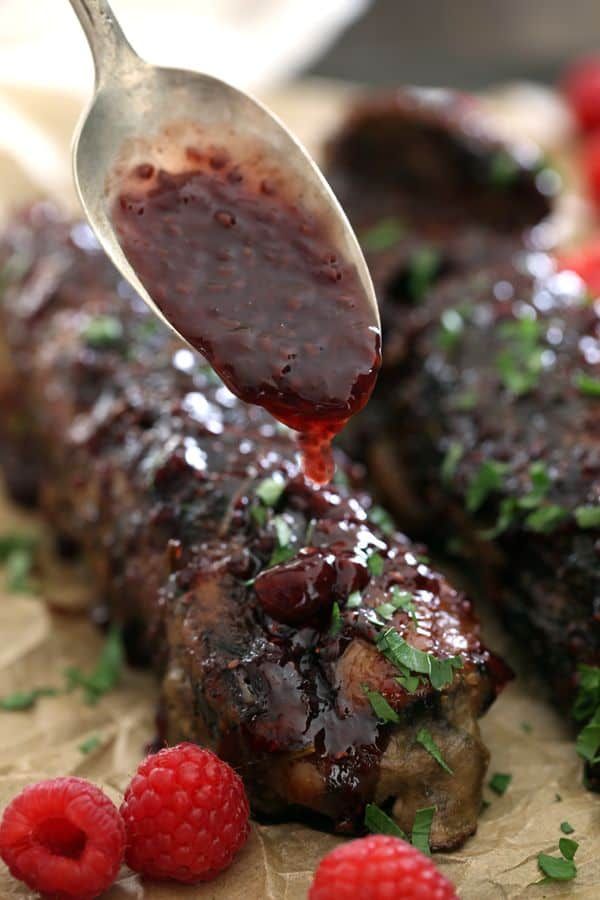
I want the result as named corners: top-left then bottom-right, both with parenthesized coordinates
top-left (111, 148), bottom-right (381, 484)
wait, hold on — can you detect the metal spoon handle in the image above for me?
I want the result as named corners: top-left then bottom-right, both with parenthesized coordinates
top-left (68, 0), bottom-right (138, 86)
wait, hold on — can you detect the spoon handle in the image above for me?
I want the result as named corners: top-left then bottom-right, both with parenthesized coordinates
top-left (68, 0), bottom-right (138, 86)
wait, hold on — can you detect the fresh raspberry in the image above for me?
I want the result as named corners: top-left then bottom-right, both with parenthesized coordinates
top-left (557, 236), bottom-right (600, 295)
top-left (120, 742), bottom-right (250, 883)
top-left (562, 56), bottom-right (600, 132)
top-left (582, 131), bottom-right (600, 209)
top-left (0, 776), bottom-right (125, 900)
top-left (309, 834), bottom-right (458, 900)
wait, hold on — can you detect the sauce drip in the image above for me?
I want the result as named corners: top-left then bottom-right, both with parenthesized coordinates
top-left (111, 149), bottom-right (381, 484)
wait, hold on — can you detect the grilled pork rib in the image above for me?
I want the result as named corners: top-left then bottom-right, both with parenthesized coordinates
top-left (328, 90), bottom-right (600, 721)
top-left (0, 204), bottom-right (506, 846)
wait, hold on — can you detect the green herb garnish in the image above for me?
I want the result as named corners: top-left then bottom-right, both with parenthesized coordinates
top-left (361, 217), bottom-right (405, 253)
top-left (395, 673), bottom-right (422, 693)
top-left (367, 551), bottom-right (385, 577)
top-left (575, 707), bottom-right (600, 763)
top-left (368, 505), bottom-right (395, 536)
top-left (82, 315), bottom-right (124, 349)
top-left (0, 687), bottom-right (57, 711)
top-left (574, 371), bottom-right (600, 397)
top-left (488, 772), bottom-right (511, 795)
top-left (488, 150), bottom-right (520, 187)
top-left (330, 602), bottom-right (342, 637)
top-left (450, 389), bottom-right (478, 411)
top-left (519, 461), bottom-right (551, 509)
top-left (250, 505), bottom-right (267, 527)
top-left (376, 629), bottom-right (462, 691)
top-left (255, 476), bottom-right (285, 508)
top-left (346, 591), bottom-right (362, 609)
top-left (416, 727), bottom-right (453, 774)
top-left (560, 822), bottom-right (575, 835)
top-left (411, 806), bottom-right (436, 856)
top-left (524, 504), bottom-right (568, 534)
top-left (65, 626), bottom-right (124, 705)
top-left (364, 802), bottom-right (407, 839)
top-left (79, 735), bottom-right (102, 755)
top-left (440, 441), bottom-right (464, 485)
top-left (438, 309), bottom-right (464, 352)
top-left (267, 515), bottom-right (296, 566)
top-left (363, 686), bottom-right (400, 723)
top-left (575, 505), bottom-right (600, 529)
top-left (496, 317), bottom-right (545, 396)
top-left (466, 460), bottom-right (507, 513)
top-left (558, 837), bottom-right (578, 861)
top-left (538, 853), bottom-right (577, 882)
top-left (0, 532), bottom-right (38, 593)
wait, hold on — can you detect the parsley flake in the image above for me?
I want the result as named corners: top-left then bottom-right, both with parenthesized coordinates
top-left (407, 248), bottom-right (441, 301)
top-left (574, 371), bottom-right (600, 397)
top-left (538, 853), bottom-right (577, 881)
top-left (488, 772), bottom-right (511, 795)
top-left (575, 505), bottom-right (600, 529)
top-left (367, 551), bottom-right (385, 577)
top-left (558, 837), bottom-right (578, 861)
top-left (364, 803), bottom-right (407, 839)
top-left (496, 318), bottom-right (545, 396)
top-left (65, 626), bottom-right (124, 705)
top-left (255, 476), bottom-right (285, 508)
top-left (363, 686), bottom-right (400, 723)
top-left (411, 806), bottom-right (436, 856)
top-left (376, 629), bottom-right (462, 691)
top-left (560, 822), bottom-right (575, 835)
top-left (488, 150), bottom-right (520, 187)
top-left (525, 504), bottom-right (568, 533)
top-left (0, 687), bottom-right (57, 711)
top-left (0, 532), bottom-right (38, 593)
top-left (395, 673), bottom-right (422, 693)
top-left (466, 460), bottom-right (507, 513)
top-left (82, 315), bottom-right (124, 349)
top-left (438, 309), bottom-right (464, 352)
top-left (267, 515), bottom-right (296, 566)
top-left (79, 735), bottom-right (102, 755)
top-left (361, 217), bottom-right (405, 253)
top-left (346, 591), bottom-right (362, 609)
top-left (575, 707), bottom-right (600, 763)
top-left (329, 602), bottom-right (342, 637)
top-left (416, 727), bottom-right (453, 774)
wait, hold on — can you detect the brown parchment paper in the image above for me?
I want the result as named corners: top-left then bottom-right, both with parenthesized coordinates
top-left (0, 79), bottom-right (599, 899)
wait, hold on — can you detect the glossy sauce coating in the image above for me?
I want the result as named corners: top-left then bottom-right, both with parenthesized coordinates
top-left (111, 151), bottom-right (381, 484)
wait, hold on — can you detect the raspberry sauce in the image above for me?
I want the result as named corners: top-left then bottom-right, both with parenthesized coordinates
top-left (111, 146), bottom-right (381, 484)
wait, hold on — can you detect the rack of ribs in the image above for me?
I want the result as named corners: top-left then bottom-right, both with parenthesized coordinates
top-left (0, 202), bottom-right (508, 846)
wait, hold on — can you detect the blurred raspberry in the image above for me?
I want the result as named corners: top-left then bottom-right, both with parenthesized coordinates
top-left (0, 776), bottom-right (125, 900)
top-left (562, 56), bottom-right (600, 132)
top-left (582, 131), bottom-right (600, 210)
top-left (309, 834), bottom-right (458, 900)
top-left (120, 742), bottom-right (250, 883)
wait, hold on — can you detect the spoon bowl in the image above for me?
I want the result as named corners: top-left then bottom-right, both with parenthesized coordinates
top-left (69, 0), bottom-right (379, 341)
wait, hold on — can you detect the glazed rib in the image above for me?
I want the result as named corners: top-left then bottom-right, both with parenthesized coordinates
top-left (0, 204), bottom-right (506, 846)
top-left (328, 90), bottom-right (600, 727)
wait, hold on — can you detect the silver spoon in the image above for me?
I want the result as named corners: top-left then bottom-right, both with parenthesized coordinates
top-left (67, 0), bottom-right (379, 342)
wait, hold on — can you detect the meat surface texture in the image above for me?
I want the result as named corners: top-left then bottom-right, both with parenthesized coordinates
top-left (328, 89), bottom-right (600, 725)
top-left (0, 203), bottom-right (507, 847)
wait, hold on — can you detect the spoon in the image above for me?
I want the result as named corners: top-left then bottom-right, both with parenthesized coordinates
top-left (67, 0), bottom-right (379, 341)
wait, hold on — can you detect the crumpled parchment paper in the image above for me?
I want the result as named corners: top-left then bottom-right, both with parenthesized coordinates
top-left (0, 80), bottom-right (598, 899)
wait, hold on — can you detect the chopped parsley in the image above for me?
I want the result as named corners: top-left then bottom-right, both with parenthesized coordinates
top-left (376, 587), bottom-right (417, 623)
top-left (361, 217), bottom-right (405, 253)
top-left (82, 315), bottom-right (124, 349)
top-left (346, 590), bottom-right (362, 609)
top-left (574, 371), bottom-right (600, 397)
top-left (560, 822), bottom-right (575, 835)
top-left (416, 727), bottom-right (453, 774)
top-left (367, 551), bottom-right (385, 577)
top-left (496, 317), bottom-right (545, 396)
top-left (255, 476), bottom-right (285, 508)
top-left (407, 248), bottom-right (441, 301)
top-left (524, 504), bottom-right (568, 533)
top-left (466, 460), bottom-right (507, 513)
top-left (363, 686), bottom-right (400, 723)
top-left (368, 505), bottom-right (395, 536)
top-left (575, 707), bottom-right (600, 764)
top-left (0, 687), bottom-right (57, 711)
top-left (268, 515), bottom-right (296, 566)
top-left (488, 772), bottom-right (511, 795)
top-left (538, 837), bottom-right (579, 883)
top-left (440, 441), bottom-right (464, 485)
top-left (411, 806), bottom-right (436, 856)
top-left (376, 629), bottom-right (463, 691)
top-left (79, 735), bottom-right (102, 755)
top-left (395, 673), bottom-right (422, 693)
top-left (575, 505), bottom-right (600, 529)
top-left (488, 150), bottom-right (520, 187)
top-left (0, 532), bottom-right (38, 593)
top-left (65, 626), bottom-right (124, 705)
top-left (329, 602), bottom-right (342, 637)
top-left (450, 389), bottom-right (478, 411)
top-left (364, 802), bottom-right (407, 839)
top-left (518, 461), bottom-right (551, 509)
top-left (520, 721), bottom-right (532, 734)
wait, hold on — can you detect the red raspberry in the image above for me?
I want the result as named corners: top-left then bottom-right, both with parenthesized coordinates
top-left (557, 236), bottom-right (600, 295)
top-left (0, 776), bottom-right (125, 900)
top-left (120, 742), bottom-right (250, 883)
top-left (309, 834), bottom-right (458, 900)
top-left (582, 131), bottom-right (600, 209)
top-left (562, 56), bottom-right (600, 132)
